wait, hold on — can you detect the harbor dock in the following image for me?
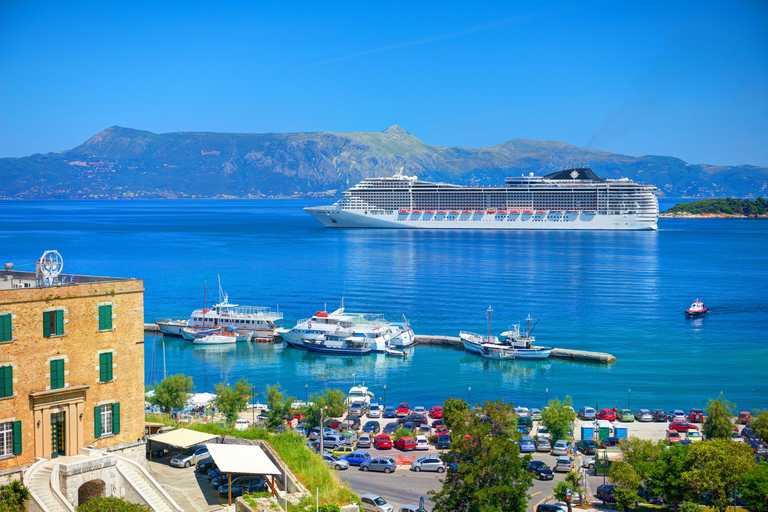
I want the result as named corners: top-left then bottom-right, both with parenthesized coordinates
top-left (144, 323), bottom-right (161, 332)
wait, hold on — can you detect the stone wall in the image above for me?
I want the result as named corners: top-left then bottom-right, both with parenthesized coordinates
top-left (103, 439), bottom-right (147, 466)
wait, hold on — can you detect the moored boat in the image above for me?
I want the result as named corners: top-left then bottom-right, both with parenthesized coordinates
top-left (499, 315), bottom-right (552, 360)
top-left (685, 299), bottom-right (708, 317)
top-left (302, 331), bottom-right (371, 355)
top-left (479, 344), bottom-right (515, 360)
top-left (460, 331), bottom-right (500, 354)
top-left (193, 333), bottom-right (236, 345)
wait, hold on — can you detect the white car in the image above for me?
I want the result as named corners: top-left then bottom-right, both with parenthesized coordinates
top-left (582, 456), bottom-right (596, 470)
top-left (669, 409), bottom-right (686, 422)
top-left (514, 407), bottom-right (530, 417)
top-left (414, 435), bottom-right (429, 451)
top-left (531, 408), bottom-right (542, 421)
top-left (535, 426), bottom-right (551, 439)
top-left (368, 404), bottom-right (381, 418)
top-left (551, 440), bottom-right (572, 456)
top-left (361, 493), bottom-right (394, 512)
top-left (731, 431), bottom-right (744, 443)
top-left (234, 419), bottom-right (250, 431)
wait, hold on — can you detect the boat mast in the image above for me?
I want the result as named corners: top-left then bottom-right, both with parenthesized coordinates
top-left (203, 281), bottom-right (206, 326)
top-left (487, 305), bottom-right (493, 343)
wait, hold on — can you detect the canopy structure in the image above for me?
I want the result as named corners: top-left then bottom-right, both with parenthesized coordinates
top-left (148, 428), bottom-right (219, 449)
top-left (205, 444), bottom-right (282, 505)
top-left (188, 392), bottom-right (217, 406)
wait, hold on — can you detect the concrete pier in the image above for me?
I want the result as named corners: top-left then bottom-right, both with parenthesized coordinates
top-left (414, 334), bottom-right (463, 347)
top-left (144, 323), bottom-right (161, 332)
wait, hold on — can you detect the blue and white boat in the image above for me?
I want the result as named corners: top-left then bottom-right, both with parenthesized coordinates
top-left (498, 315), bottom-right (552, 360)
top-left (301, 330), bottom-right (372, 355)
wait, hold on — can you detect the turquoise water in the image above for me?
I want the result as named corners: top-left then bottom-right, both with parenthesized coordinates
top-left (2, 198), bottom-right (766, 412)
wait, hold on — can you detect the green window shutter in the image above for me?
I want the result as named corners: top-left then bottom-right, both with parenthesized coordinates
top-left (94, 406), bottom-right (101, 438)
top-left (99, 352), bottom-right (112, 382)
top-left (12, 421), bottom-right (21, 455)
top-left (99, 305), bottom-right (113, 330)
top-left (55, 310), bottom-right (64, 335)
top-left (43, 311), bottom-right (51, 337)
top-left (50, 359), bottom-right (64, 389)
top-left (0, 314), bottom-right (11, 342)
top-left (112, 403), bottom-right (120, 435)
top-left (0, 366), bottom-right (12, 398)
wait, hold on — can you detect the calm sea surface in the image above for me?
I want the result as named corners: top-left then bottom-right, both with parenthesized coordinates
top-left (2, 198), bottom-right (766, 412)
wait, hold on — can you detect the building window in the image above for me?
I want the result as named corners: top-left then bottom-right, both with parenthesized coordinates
top-left (0, 314), bottom-right (11, 342)
top-left (0, 421), bottom-right (21, 456)
top-left (43, 310), bottom-right (64, 337)
top-left (0, 366), bottom-right (12, 398)
top-left (98, 305), bottom-right (113, 331)
top-left (50, 359), bottom-right (65, 389)
top-left (99, 352), bottom-right (113, 382)
top-left (94, 403), bottom-right (120, 438)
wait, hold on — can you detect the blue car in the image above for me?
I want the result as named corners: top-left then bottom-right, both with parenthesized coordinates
top-left (217, 476), bottom-right (266, 497)
top-left (519, 436), bottom-right (536, 453)
top-left (383, 406), bottom-right (397, 418)
top-left (342, 451), bottom-right (371, 467)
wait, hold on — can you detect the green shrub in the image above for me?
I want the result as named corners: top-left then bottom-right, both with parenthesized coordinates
top-left (76, 497), bottom-right (151, 511)
top-left (0, 481), bottom-right (31, 512)
top-left (393, 427), bottom-right (412, 440)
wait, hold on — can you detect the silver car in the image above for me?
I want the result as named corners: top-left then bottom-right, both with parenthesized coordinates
top-left (368, 404), bottom-right (381, 418)
top-left (551, 440), bottom-right (572, 456)
top-left (634, 409), bottom-right (653, 422)
top-left (554, 456), bottom-right (574, 472)
top-left (411, 456), bottom-right (446, 473)
top-left (357, 433), bottom-right (372, 448)
top-left (361, 494), bottom-right (394, 512)
top-left (170, 446), bottom-right (210, 468)
top-left (323, 453), bottom-right (349, 470)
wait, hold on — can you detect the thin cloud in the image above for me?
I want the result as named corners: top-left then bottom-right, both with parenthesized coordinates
top-left (302, 6), bottom-right (584, 68)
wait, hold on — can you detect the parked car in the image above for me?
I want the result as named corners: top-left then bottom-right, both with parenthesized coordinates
top-left (360, 457), bottom-right (397, 474)
top-left (342, 451), bottom-right (371, 467)
top-left (429, 406), bottom-right (444, 418)
top-left (170, 446), bottom-right (210, 468)
top-left (617, 409), bottom-right (634, 422)
top-left (294, 424), bottom-right (308, 436)
top-left (552, 440), bottom-right (572, 456)
top-left (356, 433), bottom-right (372, 448)
top-left (362, 420), bottom-right (381, 434)
top-left (742, 427), bottom-right (760, 443)
top-left (517, 415), bottom-right (533, 428)
top-left (349, 401), bottom-right (368, 416)
top-left (597, 484), bottom-right (616, 503)
top-left (396, 403), bottom-right (410, 417)
top-left (394, 437), bottom-right (417, 451)
top-left (436, 434), bottom-right (451, 450)
top-left (411, 456), bottom-right (446, 473)
top-left (368, 404), bottom-right (381, 418)
top-left (317, 434), bottom-right (345, 450)
top-left (340, 415), bottom-right (362, 432)
top-left (667, 430), bottom-right (682, 443)
top-left (383, 406), bottom-right (397, 418)
top-left (597, 409), bottom-right (616, 421)
top-left (750, 441), bottom-right (768, 457)
top-left (518, 425), bottom-right (531, 435)
top-left (308, 426), bottom-right (323, 440)
top-left (360, 493), bottom-right (394, 512)
top-left (576, 439), bottom-right (599, 454)
top-left (582, 457), bottom-right (596, 470)
top-left (537, 505), bottom-right (567, 512)
top-left (668, 410), bottom-right (686, 422)
top-left (217, 475), bottom-right (266, 497)
top-left (669, 421), bottom-right (699, 432)
top-left (431, 418), bottom-right (443, 428)
top-left (554, 456), bottom-right (574, 472)
top-left (738, 411), bottom-right (752, 424)
top-left (324, 419), bottom-right (342, 430)
top-left (399, 506), bottom-right (429, 512)
top-left (688, 408), bottom-right (704, 422)
top-left (731, 431), bottom-right (745, 443)
top-left (383, 422), bottom-right (398, 435)
top-left (535, 426), bottom-right (551, 439)
top-left (536, 438), bottom-right (552, 452)
top-left (634, 409), bottom-right (653, 422)
top-left (373, 434), bottom-right (392, 450)
top-left (415, 435), bottom-right (430, 451)
top-left (600, 437), bottom-right (620, 448)
top-left (323, 453), bottom-right (349, 470)
top-left (196, 458), bottom-right (214, 473)
top-left (412, 406), bottom-right (427, 417)
top-left (531, 408), bottom-right (543, 421)
top-left (514, 406), bottom-right (530, 417)
top-left (332, 445), bottom-right (355, 457)
top-left (526, 460), bottom-right (554, 480)
top-left (234, 418), bottom-right (250, 431)
top-left (579, 406), bottom-right (596, 420)
top-left (519, 436), bottom-right (536, 453)
top-left (397, 414), bottom-right (427, 428)
top-left (686, 430), bottom-right (703, 443)
top-left (651, 409), bottom-right (668, 422)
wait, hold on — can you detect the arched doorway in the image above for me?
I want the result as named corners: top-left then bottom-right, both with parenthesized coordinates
top-left (77, 479), bottom-right (105, 507)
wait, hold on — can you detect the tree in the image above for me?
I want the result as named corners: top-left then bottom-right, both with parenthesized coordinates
top-left (148, 374), bottom-right (194, 414)
top-left (618, 436), bottom-right (662, 478)
top-left (739, 461), bottom-right (768, 512)
top-left (442, 397), bottom-right (469, 431)
top-left (609, 461), bottom-right (642, 512)
top-left (703, 395), bottom-right (737, 440)
top-left (553, 471), bottom-right (584, 512)
top-left (646, 443), bottom-right (691, 512)
top-left (213, 378), bottom-right (253, 427)
top-left (682, 438), bottom-right (756, 512)
top-left (430, 399), bottom-right (532, 512)
top-left (541, 396), bottom-right (576, 442)
top-left (750, 409), bottom-right (768, 443)
top-left (0, 480), bottom-right (31, 512)
top-left (264, 383), bottom-right (293, 431)
top-left (302, 388), bottom-right (346, 430)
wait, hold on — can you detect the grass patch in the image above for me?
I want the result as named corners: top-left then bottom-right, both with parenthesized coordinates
top-left (184, 422), bottom-right (359, 507)
top-left (144, 413), bottom-right (178, 427)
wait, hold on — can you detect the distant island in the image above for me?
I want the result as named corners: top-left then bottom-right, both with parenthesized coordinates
top-left (661, 197), bottom-right (768, 218)
top-left (1, 125), bottom-right (767, 199)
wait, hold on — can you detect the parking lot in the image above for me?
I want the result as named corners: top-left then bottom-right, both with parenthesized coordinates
top-left (143, 451), bottom-right (231, 512)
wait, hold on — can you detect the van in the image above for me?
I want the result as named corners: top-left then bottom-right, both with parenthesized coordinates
top-left (234, 419), bottom-right (250, 431)
top-left (579, 407), bottom-right (596, 420)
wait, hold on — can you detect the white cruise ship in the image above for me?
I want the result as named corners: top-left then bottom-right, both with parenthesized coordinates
top-left (304, 168), bottom-right (658, 230)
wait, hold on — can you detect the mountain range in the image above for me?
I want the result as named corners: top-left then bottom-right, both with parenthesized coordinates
top-left (1, 125), bottom-right (765, 199)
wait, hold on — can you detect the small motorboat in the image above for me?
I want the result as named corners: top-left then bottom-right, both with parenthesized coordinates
top-left (385, 347), bottom-right (407, 357)
top-left (685, 299), bottom-right (708, 317)
top-left (479, 344), bottom-right (515, 361)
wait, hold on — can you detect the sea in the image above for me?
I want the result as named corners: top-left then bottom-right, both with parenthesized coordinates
top-left (2, 198), bottom-right (766, 413)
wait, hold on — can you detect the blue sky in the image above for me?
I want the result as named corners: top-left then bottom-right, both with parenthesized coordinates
top-left (1, 1), bottom-right (766, 166)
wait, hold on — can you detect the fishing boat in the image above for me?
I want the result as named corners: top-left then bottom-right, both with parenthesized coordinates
top-left (479, 344), bottom-right (515, 360)
top-left (461, 305), bottom-right (499, 354)
top-left (301, 330), bottom-right (371, 355)
top-left (685, 299), bottom-right (708, 317)
top-left (499, 315), bottom-right (552, 360)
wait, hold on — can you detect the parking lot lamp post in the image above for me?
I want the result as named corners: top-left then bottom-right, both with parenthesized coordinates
top-left (628, 389), bottom-right (631, 409)
top-left (468, 387), bottom-right (471, 406)
top-left (603, 448), bottom-right (607, 485)
top-left (384, 385), bottom-right (386, 408)
top-left (305, 383), bottom-right (308, 402)
top-left (546, 388), bottom-right (548, 406)
top-left (252, 388), bottom-right (255, 424)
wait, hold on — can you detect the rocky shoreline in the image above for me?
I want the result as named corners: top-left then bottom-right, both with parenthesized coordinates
top-left (660, 212), bottom-right (768, 219)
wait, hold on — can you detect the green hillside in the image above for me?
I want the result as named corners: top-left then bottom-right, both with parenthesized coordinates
top-left (667, 197), bottom-right (768, 216)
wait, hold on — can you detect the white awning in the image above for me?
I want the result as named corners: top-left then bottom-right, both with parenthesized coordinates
top-left (188, 392), bottom-right (217, 405)
top-left (205, 443), bottom-right (281, 476)
top-left (148, 428), bottom-right (219, 449)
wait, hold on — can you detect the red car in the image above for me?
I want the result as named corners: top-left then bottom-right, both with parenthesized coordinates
top-left (667, 430), bottom-right (682, 443)
top-left (373, 434), bottom-right (392, 450)
top-left (669, 421), bottom-right (699, 432)
top-left (429, 406), bottom-right (444, 419)
top-left (597, 409), bottom-right (616, 421)
top-left (435, 426), bottom-right (449, 436)
top-left (688, 409), bottom-right (704, 423)
top-left (738, 411), bottom-right (752, 424)
top-left (324, 419), bottom-right (341, 429)
top-left (396, 402), bottom-right (410, 417)
top-left (394, 436), bottom-right (417, 451)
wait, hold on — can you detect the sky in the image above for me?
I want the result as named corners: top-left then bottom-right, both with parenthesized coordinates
top-left (1, 1), bottom-right (767, 166)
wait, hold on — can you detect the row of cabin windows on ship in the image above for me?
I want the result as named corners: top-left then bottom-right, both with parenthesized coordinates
top-left (0, 304), bottom-right (114, 342)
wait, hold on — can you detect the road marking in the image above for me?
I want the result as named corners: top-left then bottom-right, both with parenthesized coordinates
top-left (534, 493), bottom-right (553, 510)
top-left (530, 491), bottom-right (542, 497)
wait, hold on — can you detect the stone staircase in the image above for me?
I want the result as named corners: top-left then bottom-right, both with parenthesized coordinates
top-left (115, 457), bottom-right (177, 512)
top-left (26, 459), bottom-right (73, 512)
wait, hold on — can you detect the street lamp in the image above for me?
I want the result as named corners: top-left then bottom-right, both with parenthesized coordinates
top-left (628, 389), bottom-right (631, 410)
top-left (468, 387), bottom-right (471, 406)
top-left (305, 384), bottom-right (308, 402)
top-left (383, 385), bottom-right (387, 408)
top-left (546, 387), bottom-right (549, 406)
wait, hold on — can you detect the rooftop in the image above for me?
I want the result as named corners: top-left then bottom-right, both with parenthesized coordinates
top-left (0, 269), bottom-right (134, 292)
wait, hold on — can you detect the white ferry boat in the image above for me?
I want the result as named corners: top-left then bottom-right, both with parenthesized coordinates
top-left (305, 167), bottom-right (658, 230)
top-left (283, 305), bottom-right (414, 351)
